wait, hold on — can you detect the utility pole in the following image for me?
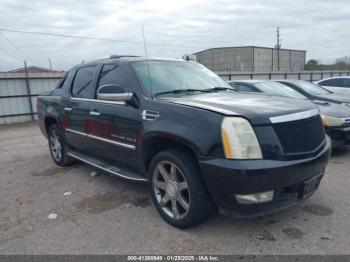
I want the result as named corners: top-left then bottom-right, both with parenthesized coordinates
top-left (275, 27), bottom-right (281, 71)
top-left (48, 58), bottom-right (52, 70)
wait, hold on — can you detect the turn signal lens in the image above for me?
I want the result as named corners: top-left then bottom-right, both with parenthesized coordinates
top-left (221, 117), bottom-right (262, 159)
top-left (321, 114), bottom-right (346, 127)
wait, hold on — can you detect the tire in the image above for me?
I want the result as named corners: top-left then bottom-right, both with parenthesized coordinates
top-left (149, 148), bottom-right (214, 228)
top-left (48, 124), bottom-right (75, 166)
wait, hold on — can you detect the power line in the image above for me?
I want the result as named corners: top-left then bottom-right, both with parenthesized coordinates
top-left (0, 28), bottom-right (204, 50)
top-left (0, 32), bottom-right (39, 65)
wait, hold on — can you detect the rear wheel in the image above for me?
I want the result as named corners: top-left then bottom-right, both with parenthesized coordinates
top-left (48, 124), bottom-right (74, 166)
top-left (149, 148), bottom-right (214, 228)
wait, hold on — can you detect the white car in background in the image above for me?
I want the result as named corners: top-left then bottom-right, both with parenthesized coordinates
top-left (315, 76), bottom-right (350, 94)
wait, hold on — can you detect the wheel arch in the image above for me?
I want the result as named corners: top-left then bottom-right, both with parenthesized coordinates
top-left (44, 114), bottom-right (59, 135)
top-left (141, 132), bottom-right (202, 173)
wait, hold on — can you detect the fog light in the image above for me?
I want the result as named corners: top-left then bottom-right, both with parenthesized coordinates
top-left (235, 190), bottom-right (274, 204)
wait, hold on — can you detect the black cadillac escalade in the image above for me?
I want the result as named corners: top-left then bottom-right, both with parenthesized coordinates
top-left (37, 56), bottom-right (331, 228)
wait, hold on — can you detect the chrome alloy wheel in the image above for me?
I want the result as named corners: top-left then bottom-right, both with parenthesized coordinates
top-left (50, 129), bottom-right (62, 162)
top-left (153, 161), bottom-right (190, 220)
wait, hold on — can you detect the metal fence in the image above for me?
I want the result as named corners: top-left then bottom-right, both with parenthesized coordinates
top-left (1, 69), bottom-right (350, 125)
top-left (0, 71), bottom-right (65, 125)
top-left (217, 70), bottom-right (350, 81)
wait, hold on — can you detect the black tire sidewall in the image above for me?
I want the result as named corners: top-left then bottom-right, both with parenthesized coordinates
top-left (148, 148), bottom-right (213, 228)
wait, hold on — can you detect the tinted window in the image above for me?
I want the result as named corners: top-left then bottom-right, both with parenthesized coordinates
top-left (342, 78), bottom-right (350, 87)
top-left (71, 66), bottom-right (97, 98)
top-left (320, 78), bottom-right (342, 87)
top-left (235, 83), bottom-right (256, 92)
top-left (131, 61), bottom-right (231, 95)
top-left (294, 81), bottom-right (331, 95)
top-left (98, 64), bottom-right (125, 88)
top-left (254, 82), bottom-right (307, 99)
top-left (56, 75), bottom-right (67, 89)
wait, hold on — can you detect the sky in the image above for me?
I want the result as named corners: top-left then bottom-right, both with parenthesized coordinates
top-left (0, 0), bottom-right (349, 71)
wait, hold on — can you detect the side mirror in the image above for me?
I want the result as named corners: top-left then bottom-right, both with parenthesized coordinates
top-left (97, 85), bottom-right (133, 102)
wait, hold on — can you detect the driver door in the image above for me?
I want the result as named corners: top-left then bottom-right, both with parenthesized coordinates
top-left (86, 63), bottom-right (143, 171)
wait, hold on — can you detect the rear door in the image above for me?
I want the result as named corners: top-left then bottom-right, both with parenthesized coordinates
top-left (318, 78), bottom-right (348, 93)
top-left (87, 63), bottom-right (143, 171)
top-left (64, 65), bottom-right (98, 153)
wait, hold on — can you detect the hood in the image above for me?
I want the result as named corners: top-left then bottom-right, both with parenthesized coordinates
top-left (315, 101), bottom-right (350, 118)
top-left (315, 92), bottom-right (350, 104)
top-left (160, 92), bottom-right (317, 125)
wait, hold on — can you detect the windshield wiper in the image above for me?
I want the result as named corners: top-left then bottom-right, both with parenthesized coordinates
top-left (154, 87), bottom-right (236, 97)
top-left (154, 89), bottom-right (209, 97)
top-left (203, 87), bottom-right (237, 92)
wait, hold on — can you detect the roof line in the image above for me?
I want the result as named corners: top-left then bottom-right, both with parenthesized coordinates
top-left (193, 46), bottom-right (306, 55)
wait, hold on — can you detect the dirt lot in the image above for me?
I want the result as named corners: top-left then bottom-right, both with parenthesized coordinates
top-left (0, 122), bottom-right (349, 255)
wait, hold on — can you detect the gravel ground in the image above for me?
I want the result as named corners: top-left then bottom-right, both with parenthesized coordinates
top-left (0, 122), bottom-right (349, 255)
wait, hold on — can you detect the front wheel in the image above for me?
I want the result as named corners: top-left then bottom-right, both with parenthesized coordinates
top-left (48, 124), bottom-right (74, 166)
top-left (149, 148), bottom-right (214, 228)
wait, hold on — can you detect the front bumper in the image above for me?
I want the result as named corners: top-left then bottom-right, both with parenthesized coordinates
top-left (199, 137), bottom-right (331, 217)
top-left (326, 126), bottom-right (350, 146)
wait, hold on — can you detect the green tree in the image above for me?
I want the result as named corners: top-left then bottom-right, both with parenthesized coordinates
top-left (305, 59), bottom-right (319, 70)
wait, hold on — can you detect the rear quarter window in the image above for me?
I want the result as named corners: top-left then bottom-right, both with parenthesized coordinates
top-left (55, 75), bottom-right (67, 89)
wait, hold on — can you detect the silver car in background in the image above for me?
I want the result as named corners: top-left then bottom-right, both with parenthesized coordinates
top-left (315, 77), bottom-right (350, 94)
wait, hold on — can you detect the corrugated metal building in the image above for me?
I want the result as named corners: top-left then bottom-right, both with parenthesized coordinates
top-left (194, 46), bottom-right (306, 72)
top-left (0, 71), bottom-right (65, 124)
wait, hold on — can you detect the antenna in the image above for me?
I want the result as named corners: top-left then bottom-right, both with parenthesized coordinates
top-left (142, 25), bottom-right (153, 98)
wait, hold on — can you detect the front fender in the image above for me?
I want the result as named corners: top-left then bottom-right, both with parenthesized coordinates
top-left (142, 131), bottom-right (202, 157)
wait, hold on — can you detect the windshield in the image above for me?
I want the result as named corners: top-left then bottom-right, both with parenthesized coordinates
top-left (131, 60), bottom-right (232, 95)
top-left (254, 82), bottom-right (307, 99)
top-left (295, 81), bottom-right (331, 95)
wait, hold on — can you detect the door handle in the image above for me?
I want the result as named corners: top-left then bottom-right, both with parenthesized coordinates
top-left (64, 107), bottom-right (72, 111)
top-left (89, 111), bottom-right (101, 116)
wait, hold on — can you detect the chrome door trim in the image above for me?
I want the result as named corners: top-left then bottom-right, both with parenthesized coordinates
top-left (70, 97), bottom-right (125, 105)
top-left (89, 111), bottom-right (101, 116)
top-left (67, 152), bottom-right (147, 182)
top-left (65, 128), bottom-right (136, 150)
top-left (270, 109), bottom-right (319, 124)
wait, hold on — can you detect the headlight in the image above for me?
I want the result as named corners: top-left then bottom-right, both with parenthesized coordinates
top-left (321, 115), bottom-right (346, 127)
top-left (221, 117), bottom-right (262, 159)
top-left (341, 103), bottom-right (350, 107)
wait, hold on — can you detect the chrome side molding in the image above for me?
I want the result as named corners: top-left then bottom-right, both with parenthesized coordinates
top-left (65, 128), bottom-right (136, 150)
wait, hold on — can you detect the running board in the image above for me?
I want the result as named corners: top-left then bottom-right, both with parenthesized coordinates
top-left (67, 151), bottom-right (148, 182)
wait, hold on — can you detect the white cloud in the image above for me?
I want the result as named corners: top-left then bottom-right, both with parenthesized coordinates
top-left (0, 0), bottom-right (349, 70)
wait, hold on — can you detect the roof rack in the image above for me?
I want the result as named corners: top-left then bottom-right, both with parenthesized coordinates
top-left (109, 55), bottom-right (141, 59)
